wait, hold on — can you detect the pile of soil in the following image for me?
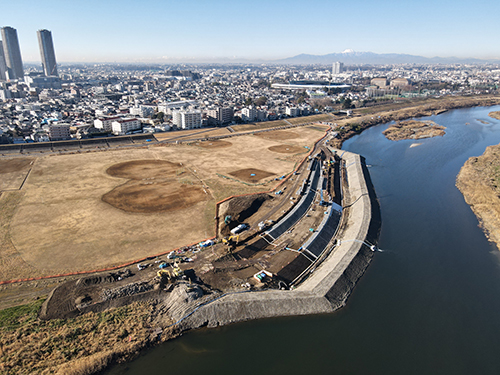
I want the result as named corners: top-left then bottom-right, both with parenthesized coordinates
top-left (268, 145), bottom-right (305, 154)
top-left (456, 144), bottom-right (500, 250)
top-left (383, 120), bottom-right (446, 141)
top-left (219, 193), bottom-right (272, 236)
top-left (229, 168), bottom-right (275, 183)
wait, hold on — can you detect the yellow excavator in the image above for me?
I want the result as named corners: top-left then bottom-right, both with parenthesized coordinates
top-left (157, 261), bottom-right (184, 283)
top-left (222, 235), bottom-right (240, 253)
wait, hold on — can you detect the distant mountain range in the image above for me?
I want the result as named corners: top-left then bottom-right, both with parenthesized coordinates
top-left (276, 50), bottom-right (500, 65)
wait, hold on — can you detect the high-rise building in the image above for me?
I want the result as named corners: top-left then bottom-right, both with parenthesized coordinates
top-left (37, 29), bottom-right (58, 76)
top-left (1, 26), bottom-right (24, 80)
top-left (0, 41), bottom-right (7, 81)
top-left (332, 61), bottom-right (344, 75)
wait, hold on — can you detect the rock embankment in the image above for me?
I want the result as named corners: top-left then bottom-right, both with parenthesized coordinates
top-left (383, 120), bottom-right (446, 141)
top-left (457, 144), bottom-right (500, 250)
top-left (179, 150), bottom-right (376, 330)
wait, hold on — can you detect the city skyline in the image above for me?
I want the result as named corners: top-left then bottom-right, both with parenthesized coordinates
top-left (2, 0), bottom-right (500, 63)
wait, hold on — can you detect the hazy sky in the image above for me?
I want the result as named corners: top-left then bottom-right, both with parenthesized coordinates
top-left (2, 0), bottom-right (500, 63)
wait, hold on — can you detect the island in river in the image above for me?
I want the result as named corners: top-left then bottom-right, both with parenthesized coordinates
top-left (382, 120), bottom-right (446, 141)
top-left (457, 139), bottom-right (500, 251)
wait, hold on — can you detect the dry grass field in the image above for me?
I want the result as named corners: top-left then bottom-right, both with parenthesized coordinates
top-left (0, 126), bottom-right (325, 280)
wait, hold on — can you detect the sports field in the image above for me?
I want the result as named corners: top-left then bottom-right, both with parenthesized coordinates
top-left (0, 126), bottom-right (327, 280)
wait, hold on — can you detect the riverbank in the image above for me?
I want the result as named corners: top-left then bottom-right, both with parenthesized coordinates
top-left (330, 95), bottom-right (500, 148)
top-left (2, 95), bottom-right (500, 375)
top-left (456, 143), bottom-right (500, 251)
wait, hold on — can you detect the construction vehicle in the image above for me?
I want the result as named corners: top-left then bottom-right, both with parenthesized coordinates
top-left (157, 269), bottom-right (173, 283)
top-left (222, 235), bottom-right (240, 253)
top-left (172, 261), bottom-right (184, 278)
top-left (224, 215), bottom-right (232, 225)
top-left (222, 235), bottom-right (239, 245)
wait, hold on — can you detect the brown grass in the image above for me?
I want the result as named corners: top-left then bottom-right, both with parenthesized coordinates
top-left (489, 111), bottom-right (500, 121)
top-left (0, 300), bottom-right (168, 375)
top-left (457, 144), bottom-right (500, 250)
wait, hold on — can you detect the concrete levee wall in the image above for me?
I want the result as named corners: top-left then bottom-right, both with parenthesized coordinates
top-left (180, 150), bottom-right (375, 330)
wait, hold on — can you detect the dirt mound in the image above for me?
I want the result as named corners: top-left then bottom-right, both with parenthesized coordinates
top-left (268, 145), bottom-right (305, 154)
top-left (103, 180), bottom-right (209, 213)
top-left (229, 168), bottom-right (275, 183)
top-left (0, 157), bottom-right (34, 174)
top-left (383, 120), bottom-right (446, 141)
top-left (254, 130), bottom-right (299, 141)
top-left (106, 160), bottom-right (181, 180)
top-left (195, 140), bottom-right (232, 149)
top-left (219, 193), bottom-right (272, 236)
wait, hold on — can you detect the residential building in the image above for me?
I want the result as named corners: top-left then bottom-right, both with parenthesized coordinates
top-left (206, 107), bottom-right (233, 125)
top-left (0, 41), bottom-right (7, 81)
top-left (37, 29), bottom-right (58, 77)
top-left (242, 107), bottom-right (257, 121)
top-left (25, 75), bottom-right (61, 89)
top-left (111, 118), bottom-right (141, 135)
top-left (333, 62), bottom-right (344, 75)
top-left (172, 109), bottom-right (202, 129)
top-left (286, 107), bottom-right (301, 117)
top-left (94, 116), bottom-right (122, 131)
top-left (49, 123), bottom-right (71, 140)
top-left (1, 26), bottom-right (24, 80)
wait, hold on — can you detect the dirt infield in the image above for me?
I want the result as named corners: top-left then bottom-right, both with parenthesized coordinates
top-left (103, 160), bottom-right (209, 213)
top-left (268, 145), bottom-right (306, 154)
top-left (0, 158), bottom-right (35, 174)
top-left (228, 168), bottom-right (276, 183)
top-left (103, 180), bottom-right (208, 213)
top-left (195, 140), bottom-right (232, 149)
top-left (254, 130), bottom-right (299, 141)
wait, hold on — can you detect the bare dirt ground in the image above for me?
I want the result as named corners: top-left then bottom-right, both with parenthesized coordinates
top-left (457, 144), bottom-right (500, 250)
top-left (102, 160), bottom-right (209, 213)
top-left (194, 140), bottom-right (232, 149)
top-left (0, 157), bottom-right (35, 191)
top-left (228, 168), bottom-right (275, 183)
top-left (382, 120), bottom-right (446, 141)
top-left (0, 126), bottom-right (324, 282)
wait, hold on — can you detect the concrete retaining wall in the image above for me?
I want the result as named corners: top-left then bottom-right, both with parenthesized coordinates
top-left (179, 150), bottom-right (375, 330)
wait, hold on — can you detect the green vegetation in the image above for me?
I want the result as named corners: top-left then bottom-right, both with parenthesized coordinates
top-left (0, 299), bottom-right (45, 330)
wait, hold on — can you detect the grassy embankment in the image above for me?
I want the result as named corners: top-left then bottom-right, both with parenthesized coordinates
top-left (0, 298), bottom-right (176, 375)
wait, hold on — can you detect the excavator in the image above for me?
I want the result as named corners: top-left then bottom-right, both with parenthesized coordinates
top-left (222, 234), bottom-right (239, 253)
top-left (157, 261), bottom-right (184, 283)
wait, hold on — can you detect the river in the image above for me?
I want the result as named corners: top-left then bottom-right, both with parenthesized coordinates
top-left (105, 105), bottom-right (500, 375)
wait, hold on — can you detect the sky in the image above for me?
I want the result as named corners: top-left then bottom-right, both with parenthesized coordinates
top-left (1, 0), bottom-right (500, 63)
